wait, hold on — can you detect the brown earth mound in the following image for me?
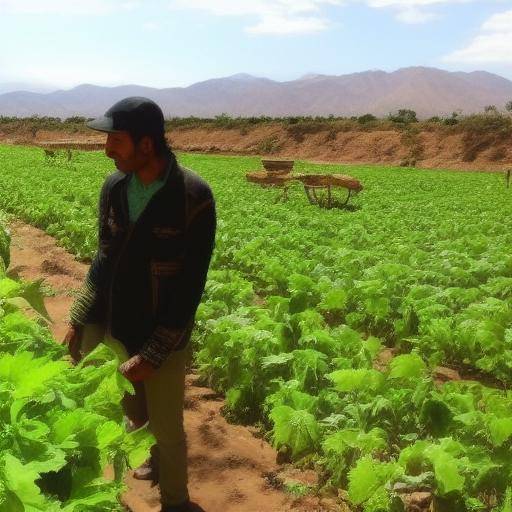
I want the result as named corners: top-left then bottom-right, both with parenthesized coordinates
top-left (2, 123), bottom-right (512, 172)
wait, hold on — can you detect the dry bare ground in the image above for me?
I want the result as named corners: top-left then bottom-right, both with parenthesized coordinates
top-left (6, 219), bottom-right (339, 512)
top-left (1, 124), bottom-right (512, 171)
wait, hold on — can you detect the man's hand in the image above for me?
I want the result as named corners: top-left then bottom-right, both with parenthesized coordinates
top-left (63, 324), bottom-right (82, 364)
top-left (119, 355), bottom-right (156, 382)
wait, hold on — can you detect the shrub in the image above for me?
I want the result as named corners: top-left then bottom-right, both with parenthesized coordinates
top-left (64, 116), bottom-right (87, 124)
top-left (484, 105), bottom-right (498, 115)
top-left (388, 109), bottom-right (418, 124)
top-left (443, 112), bottom-right (460, 126)
top-left (458, 113), bottom-right (512, 162)
top-left (400, 126), bottom-right (424, 166)
top-left (256, 135), bottom-right (282, 154)
top-left (358, 114), bottom-right (377, 124)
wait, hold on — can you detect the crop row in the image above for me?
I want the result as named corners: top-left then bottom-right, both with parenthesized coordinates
top-left (2, 145), bottom-right (512, 509)
top-left (0, 215), bottom-right (153, 511)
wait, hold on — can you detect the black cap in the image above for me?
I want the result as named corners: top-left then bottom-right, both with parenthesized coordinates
top-left (87, 96), bottom-right (165, 140)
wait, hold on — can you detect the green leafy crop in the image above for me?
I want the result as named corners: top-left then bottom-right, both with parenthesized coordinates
top-left (0, 219), bottom-right (153, 511)
top-left (2, 145), bottom-right (512, 509)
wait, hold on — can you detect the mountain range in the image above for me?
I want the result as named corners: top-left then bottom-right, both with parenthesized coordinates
top-left (1, 67), bottom-right (512, 119)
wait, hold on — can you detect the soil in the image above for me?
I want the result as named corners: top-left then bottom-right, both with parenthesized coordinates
top-left (6, 219), bottom-right (339, 512)
top-left (4, 125), bottom-right (511, 172)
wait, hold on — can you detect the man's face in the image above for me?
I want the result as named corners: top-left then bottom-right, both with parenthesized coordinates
top-left (105, 131), bottom-right (149, 173)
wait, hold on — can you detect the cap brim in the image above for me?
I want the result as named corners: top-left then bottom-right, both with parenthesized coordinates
top-left (86, 115), bottom-right (122, 133)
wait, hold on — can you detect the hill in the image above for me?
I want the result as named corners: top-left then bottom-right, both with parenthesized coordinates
top-left (1, 67), bottom-right (512, 118)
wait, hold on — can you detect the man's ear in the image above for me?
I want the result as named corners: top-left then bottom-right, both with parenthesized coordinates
top-left (139, 136), bottom-right (154, 156)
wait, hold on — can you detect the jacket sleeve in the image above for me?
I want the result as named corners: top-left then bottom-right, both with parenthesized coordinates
top-left (139, 194), bottom-right (216, 367)
top-left (69, 178), bottom-right (111, 326)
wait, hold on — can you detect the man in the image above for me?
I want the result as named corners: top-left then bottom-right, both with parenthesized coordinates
top-left (64, 97), bottom-right (216, 512)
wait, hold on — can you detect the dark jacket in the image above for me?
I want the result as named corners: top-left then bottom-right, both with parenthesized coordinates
top-left (70, 151), bottom-right (216, 367)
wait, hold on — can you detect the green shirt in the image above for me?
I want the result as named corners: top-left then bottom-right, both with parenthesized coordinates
top-left (127, 168), bottom-right (169, 223)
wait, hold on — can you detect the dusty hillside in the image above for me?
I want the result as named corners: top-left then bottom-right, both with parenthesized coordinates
top-left (2, 123), bottom-right (512, 172)
top-left (166, 125), bottom-right (512, 171)
top-left (2, 67), bottom-right (512, 118)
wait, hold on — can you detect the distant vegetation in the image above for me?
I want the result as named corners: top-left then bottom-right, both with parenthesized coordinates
top-left (1, 102), bottom-right (512, 133)
top-left (1, 105), bottom-right (511, 164)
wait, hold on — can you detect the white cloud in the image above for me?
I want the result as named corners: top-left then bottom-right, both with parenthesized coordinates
top-left (395, 6), bottom-right (436, 23)
top-left (482, 8), bottom-right (512, 32)
top-left (0, 57), bottom-right (126, 88)
top-left (444, 9), bottom-right (512, 63)
top-left (171, 0), bottom-right (342, 17)
top-left (169, 0), bottom-right (343, 35)
top-left (0, 0), bottom-right (138, 15)
top-left (248, 15), bottom-right (330, 34)
top-left (169, 0), bottom-right (483, 32)
top-left (366, 0), bottom-right (472, 24)
top-left (367, 0), bottom-right (465, 5)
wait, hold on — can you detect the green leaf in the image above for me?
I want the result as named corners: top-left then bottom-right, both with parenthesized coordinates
top-left (261, 353), bottom-right (294, 369)
top-left (488, 417), bottom-right (512, 447)
top-left (50, 409), bottom-right (105, 447)
top-left (0, 278), bottom-right (21, 299)
top-left (2, 454), bottom-right (46, 508)
top-left (328, 369), bottom-right (384, 393)
top-left (364, 485), bottom-right (392, 512)
top-left (17, 280), bottom-right (51, 321)
top-left (389, 353), bottom-right (426, 379)
top-left (4, 297), bottom-right (50, 324)
top-left (501, 488), bottom-right (512, 512)
top-left (420, 399), bottom-right (453, 436)
top-left (427, 446), bottom-right (465, 496)
top-left (0, 490), bottom-right (23, 512)
top-left (363, 336), bottom-right (383, 360)
top-left (398, 441), bottom-right (430, 475)
top-left (0, 221), bottom-right (10, 270)
top-left (61, 487), bottom-right (124, 511)
top-left (318, 288), bottom-right (347, 311)
top-left (348, 456), bottom-right (399, 505)
top-left (122, 426), bottom-right (156, 469)
top-left (0, 351), bottom-right (69, 398)
top-left (96, 421), bottom-right (125, 450)
top-left (322, 428), bottom-right (386, 457)
top-left (270, 405), bottom-right (320, 459)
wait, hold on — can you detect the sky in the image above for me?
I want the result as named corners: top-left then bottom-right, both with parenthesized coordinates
top-left (0, 0), bottom-right (511, 90)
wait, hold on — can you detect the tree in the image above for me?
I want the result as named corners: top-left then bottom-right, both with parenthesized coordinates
top-left (64, 116), bottom-right (87, 124)
top-left (484, 105), bottom-right (498, 115)
top-left (388, 109), bottom-right (418, 124)
top-left (506, 101), bottom-right (512, 113)
top-left (358, 113), bottom-right (377, 124)
top-left (443, 111), bottom-right (460, 126)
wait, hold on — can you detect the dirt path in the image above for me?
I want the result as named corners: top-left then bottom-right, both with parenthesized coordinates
top-left (6, 219), bottom-right (337, 512)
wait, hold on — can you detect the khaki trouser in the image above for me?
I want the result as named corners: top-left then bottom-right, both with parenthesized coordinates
top-left (80, 324), bottom-right (190, 507)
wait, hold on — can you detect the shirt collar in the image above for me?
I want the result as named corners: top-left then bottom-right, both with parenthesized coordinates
top-left (130, 158), bottom-right (171, 189)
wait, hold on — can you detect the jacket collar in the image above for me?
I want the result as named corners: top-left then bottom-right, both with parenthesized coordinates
top-left (117, 149), bottom-right (180, 186)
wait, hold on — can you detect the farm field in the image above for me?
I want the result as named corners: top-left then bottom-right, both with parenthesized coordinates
top-left (0, 213), bottom-right (154, 511)
top-left (2, 144), bottom-right (512, 511)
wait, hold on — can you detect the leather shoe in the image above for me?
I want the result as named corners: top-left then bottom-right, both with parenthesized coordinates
top-left (133, 445), bottom-right (158, 486)
top-left (160, 500), bottom-right (191, 512)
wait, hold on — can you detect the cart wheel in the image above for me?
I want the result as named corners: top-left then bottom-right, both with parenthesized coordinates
top-left (304, 186), bottom-right (316, 205)
top-left (341, 189), bottom-right (353, 206)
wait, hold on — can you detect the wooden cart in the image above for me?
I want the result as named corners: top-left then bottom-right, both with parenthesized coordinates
top-left (246, 159), bottom-right (363, 208)
top-left (246, 171), bottom-right (294, 200)
top-left (295, 173), bottom-right (363, 208)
